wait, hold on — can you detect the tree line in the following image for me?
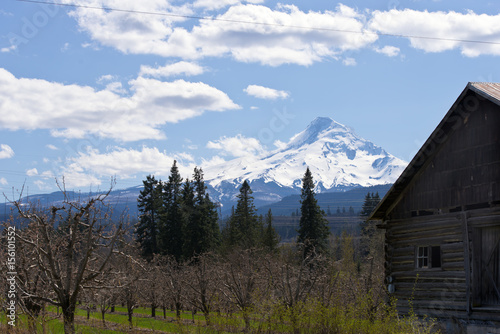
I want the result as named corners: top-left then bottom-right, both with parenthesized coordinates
top-left (135, 162), bottom-right (330, 261)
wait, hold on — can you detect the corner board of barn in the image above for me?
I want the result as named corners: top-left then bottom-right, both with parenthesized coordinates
top-left (369, 82), bottom-right (500, 333)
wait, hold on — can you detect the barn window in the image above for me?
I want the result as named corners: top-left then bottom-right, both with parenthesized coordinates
top-left (416, 246), bottom-right (441, 269)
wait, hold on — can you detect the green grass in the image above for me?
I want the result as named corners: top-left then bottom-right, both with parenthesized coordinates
top-left (41, 305), bottom-right (211, 333)
top-left (2, 301), bottom-right (438, 334)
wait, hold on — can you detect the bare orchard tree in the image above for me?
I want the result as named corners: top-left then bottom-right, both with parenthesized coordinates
top-left (219, 249), bottom-right (262, 331)
top-left (113, 243), bottom-right (145, 329)
top-left (1, 224), bottom-right (50, 331)
top-left (264, 248), bottom-right (326, 334)
top-left (184, 253), bottom-right (221, 326)
top-left (8, 182), bottom-right (125, 334)
top-left (156, 255), bottom-right (186, 320)
top-left (139, 258), bottom-right (162, 318)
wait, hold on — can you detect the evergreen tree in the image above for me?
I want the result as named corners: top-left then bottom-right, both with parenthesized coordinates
top-left (262, 209), bottom-right (280, 254)
top-left (231, 180), bottom-right (261, 249)
top-left (297, 167), bottom-right (330, 257)
top-left (135, 175), bottom-right (162, 259)
top-left (158, 160), bottom-right (184, 261)
top-left (183, 167), bottom-right (220, 258)
top-left (360, 192), bottom-right (381, 217)
top-left (360, 191), bottom-right (382, 257)
top-left (348, 206), bottom-right (355, 216)
top-left (221, 206), bottom-right (237, 252)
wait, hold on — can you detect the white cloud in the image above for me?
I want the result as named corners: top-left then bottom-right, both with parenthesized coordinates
top-left (0, 144), bottom-right (14, 159)
top-left (105, 81), bottom-right (127, 94)
top-left (201, 155), bottom-right (227, 168)
top-left (0, 177), bottom-right (7, 185)
top-left (61, 146), bottom-right (195, 188)
top-left (244, 85), bottom-right (289, 100)
top-left (273, 140), bottom-right (287, 150)
top-left (1, 45), bottom-right (17, 53)
top-left (207, 134), bottom-right (267, 158)
top-left (26, 168), bottom-right (39, 177)
top-left (0, 68), bottom-right (240, 141)
top-left (97, 74), bottom-right (115, 84)
top-left (374, 45), bottom-right (400, 57)
top-left (342, 57), bottom-right (357, 66)
top-left (139, 61), bottom-right (205, 78)
top-left (67, 3), bottom-right (377, 66)
top-left (46, 144), bottom-right (59, 150)
top-left (193, 0), bottom-right (264, 11)
top-left (369, 9), bottom-right (500, 57)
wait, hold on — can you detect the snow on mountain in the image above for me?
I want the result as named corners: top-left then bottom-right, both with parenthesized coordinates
top-left (203, 117), bottom-right (407, 209)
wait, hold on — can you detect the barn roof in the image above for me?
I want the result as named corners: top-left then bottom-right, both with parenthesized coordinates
top-left (369, 82), bottom-right (500, 221)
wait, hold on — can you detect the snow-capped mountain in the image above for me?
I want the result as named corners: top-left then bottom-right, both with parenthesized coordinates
top-left (204, 117), bottom-right (407, 209)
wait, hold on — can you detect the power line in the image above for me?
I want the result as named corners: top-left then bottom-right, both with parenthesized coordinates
top-left (16, 0), bottom-right (500, 46)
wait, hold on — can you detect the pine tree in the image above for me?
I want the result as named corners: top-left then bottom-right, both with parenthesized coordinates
top-left (183, 167), bottom-right (220, 258)
top-left (297, 167), bottom-right (330, 257)
top-left (360, 192), bottom-right (372, 217)
top-left (360, 191), bottom-right (382, 257)
top-left (135, 175), bottom-right (162, 259)
top-left (231, 180), bottom-right (260, 249)
top-left (158, 160), bottom-right (184, 261)
top-left (262, 209), bottom-right (280, 254)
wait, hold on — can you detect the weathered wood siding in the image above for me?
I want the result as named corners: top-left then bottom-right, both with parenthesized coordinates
top-left (390, 92), bottom-right (500, 220)
top-left (385, 212), bottom-right (468, 318)
top-left (385, 207), bottom-right (500, 321)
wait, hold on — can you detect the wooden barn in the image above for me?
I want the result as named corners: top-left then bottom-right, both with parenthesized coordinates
top-left (369, 82), bottom-right (500, 328)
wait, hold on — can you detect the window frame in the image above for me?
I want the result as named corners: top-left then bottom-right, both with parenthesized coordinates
top-left (415, 245), bottom-right (442, 270)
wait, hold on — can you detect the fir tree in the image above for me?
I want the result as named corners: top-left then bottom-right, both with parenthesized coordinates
top-left (262, 209), bottom-right (280, 254)
top-left (360, 192), bottom-right (381, 217)
top-left (297, 167), bottom-right (330, 257)
top-left (183, 167), bottom-right (220, 258)
top-left (135, 175), bottom-right (162, 259)
top-left (158, 160), bottom-right (184, 261)
top-left (360, 191), bottom-right (382, 257)
top-left (231, 180), bottom-right (261, 249)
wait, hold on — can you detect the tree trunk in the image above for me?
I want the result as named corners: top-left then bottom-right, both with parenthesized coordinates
top-left (111, 304), bottom-right (115, 313)
top-left (127, 304), bottom-right (134, 328)
top-left (101, 309), bottom-right (106, 325)
top-left (63, 309), bottom-right (76, 334)
top-left (176, 302), bottom-right (181, 319)
top-left (151, 304), bottom-right (156, 318)
top-left (163, 306), bottom-right (166, 319)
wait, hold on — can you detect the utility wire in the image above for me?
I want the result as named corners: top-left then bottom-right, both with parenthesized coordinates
top-left (16, 0), bottom-right (500, 46)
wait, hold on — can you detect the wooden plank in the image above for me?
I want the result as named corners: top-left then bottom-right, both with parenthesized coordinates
top-left (462, 212), bottom-right (471, 315)
top-left (390, 218), bottom-right (459, 234)
top-left (392, 270), bottom-right (466, 279)
top-left (390, 234), bottom-right (463, 248)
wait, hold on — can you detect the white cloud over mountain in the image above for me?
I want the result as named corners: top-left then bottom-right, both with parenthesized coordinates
top-left (207, 134), bottom-right (267, 158)
top-left (0, 68), bottom-right (239, 142)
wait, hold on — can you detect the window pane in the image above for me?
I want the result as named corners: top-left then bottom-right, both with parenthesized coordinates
top-left (431, 246), bottom-right (441, 268)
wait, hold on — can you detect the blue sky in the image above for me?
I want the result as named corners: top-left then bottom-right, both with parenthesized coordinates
top-left (1, 0), bottom-right (500, 197)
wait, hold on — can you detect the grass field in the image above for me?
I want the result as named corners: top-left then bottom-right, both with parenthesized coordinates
top-left (1, 301), bottom-right (440, 334)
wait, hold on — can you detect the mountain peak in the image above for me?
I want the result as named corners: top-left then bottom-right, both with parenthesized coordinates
top-left (288, 116), bottom-right (347, 148)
